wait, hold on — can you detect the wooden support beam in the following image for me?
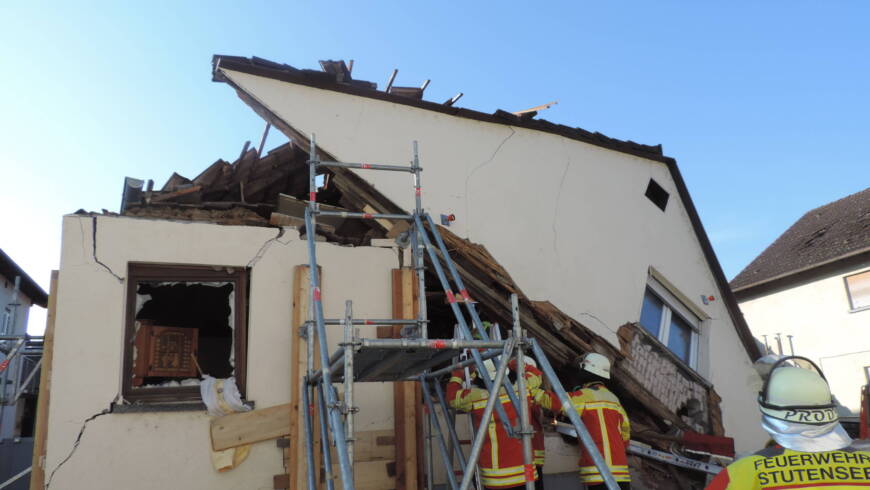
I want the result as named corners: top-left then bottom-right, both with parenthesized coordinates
top-left (29, 271), bottom-right (57, 490)
top-left (286, 265), bottom-right (323, 490)
top-left (391, 268), bottom-right (419, 490)
top-left (211, 403), bottom-right (292, 451)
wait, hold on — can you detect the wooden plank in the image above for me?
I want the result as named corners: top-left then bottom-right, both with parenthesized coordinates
top-left (392, 268), bottom-right (419, 490)
top-left (333, 460), bottom-right (396, 490)
top-left (151, 185), bottom-right (203, 202)
top-left (363, 204), bottom-right (394, 231)
top-left (29, 271), bottom-right (57, 490)
top-left (211, 403), bottom-right (291, 451)
top-left (328, 429), bottom-right (396, 462)
top-left (287, 265), bottom-right (324, 490)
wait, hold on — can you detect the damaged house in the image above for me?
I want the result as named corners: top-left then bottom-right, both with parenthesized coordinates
top-left (33, 57), bottom-right (765, 490)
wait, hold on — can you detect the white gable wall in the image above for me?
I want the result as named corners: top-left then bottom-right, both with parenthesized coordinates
top-left (222, 69), bottom-right (767, 453)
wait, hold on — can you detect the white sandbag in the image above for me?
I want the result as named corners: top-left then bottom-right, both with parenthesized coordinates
top-left (200, 375), bottom-right (250, 416)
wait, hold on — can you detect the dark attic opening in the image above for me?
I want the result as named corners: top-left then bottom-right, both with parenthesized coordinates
top-left (132, 282), bottom-right (234, 388)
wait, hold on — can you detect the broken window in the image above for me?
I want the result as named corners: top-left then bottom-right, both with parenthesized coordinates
top-left (122, 264), bottom-right (248, 403)
top-left (639, 277), bottom-right (700, 369)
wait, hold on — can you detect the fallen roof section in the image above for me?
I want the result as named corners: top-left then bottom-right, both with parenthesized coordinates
top-left (210, 54), bottom-right (762, 362)
top-left (211, 55), bottom-right (671, 164)
top-left (0, 248), bottom-right (48, 308)
top-left (732, 186), bottom-right (870, 293)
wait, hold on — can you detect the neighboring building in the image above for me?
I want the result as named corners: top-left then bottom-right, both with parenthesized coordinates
top-left (0, 248), bottom-right (48, 490)
top-left (0, 248), bottom-right (48, 440)
top-left (731, 187), bottom-right (870, 424)
top-left (39, 57), bottom-right (766, 490)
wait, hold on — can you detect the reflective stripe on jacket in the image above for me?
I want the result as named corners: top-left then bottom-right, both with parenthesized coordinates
top-left (446, 364), bottom-right (543, 488)
top-left (535, 382), bottom-right (631, 484)
top-left (705, 445), bottom-right (870, 490)
top-left (531, 404), bottom-right (545, 466)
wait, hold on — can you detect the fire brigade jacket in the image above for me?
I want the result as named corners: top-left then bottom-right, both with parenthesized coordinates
top-left (446, 363), bottom-right (543, 488)
top-left (705, 445), bottom-right (870, 489)
top-left (531, 404), bottom-right (545, 466)
top-left (535, 382), bottom-right (631, 484)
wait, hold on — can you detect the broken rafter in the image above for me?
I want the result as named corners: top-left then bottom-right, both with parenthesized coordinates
top-left (443, 93), bottom-right (463, 106)
top-left (150, 185), bottom-right (203, 202)
top-left (512, 100), bottom-right (558, 116)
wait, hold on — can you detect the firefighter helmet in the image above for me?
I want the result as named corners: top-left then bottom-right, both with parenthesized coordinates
top-left (482, 359), bottom-right (498, 380)
top-left (580, 353), bottom-right (611, 379)
top-left (758, 356), bottom-right (838, 424)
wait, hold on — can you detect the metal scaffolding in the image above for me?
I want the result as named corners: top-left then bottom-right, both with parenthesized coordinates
top-left (301, 136), bottom-right (620, 490)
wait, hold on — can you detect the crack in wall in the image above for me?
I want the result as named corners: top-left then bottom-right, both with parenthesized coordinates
top-left (45, 403), bottom-right (115, 489)
top-left (578, 311), bottom-right (618, 335)
top-left (246, 227), bottom-right (292, 269)
top-left (463, 127), bottom-right (516, 236)
top-left (551, 161), bottom-right (571, 260)
top-left (91, 217), bottom-right (124, 283)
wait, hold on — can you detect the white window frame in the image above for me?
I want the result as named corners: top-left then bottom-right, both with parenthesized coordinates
top-left (1, 307), bottom-right (11, 335)
top-left (643, 278), bottom-right (701, 370)
top-left (844, 269), bottom-right (870, 313)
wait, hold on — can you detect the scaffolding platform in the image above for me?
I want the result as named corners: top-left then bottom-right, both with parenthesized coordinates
top-left (317, 339), bottom-right (505, 383)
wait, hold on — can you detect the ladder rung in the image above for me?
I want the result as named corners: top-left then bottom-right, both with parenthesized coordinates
top-left (359, 339), bottom-right (505, 350)
top-left (316, 161), bottom-right (415, 173)
top-left (313, 210), bottom-right (413, 221)
top-left (318, 319), bottom-right (424, 326)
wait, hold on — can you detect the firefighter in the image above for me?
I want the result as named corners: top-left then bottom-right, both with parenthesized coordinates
top-left (705, 356), bottom-right (870, 489)
top-left (534, 353), bottom-right (631, 489)
top-left (446, 358), bottom-right (543, 489)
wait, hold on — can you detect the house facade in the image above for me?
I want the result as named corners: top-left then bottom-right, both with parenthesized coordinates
top-left (0, 248), bottom-right (47, 490)
top-left (0, 248), bottom-right (47, 441)
top-left (39, 57), bottom-right (768, 490)
top-left (732, 187), bottom-right (870, 422)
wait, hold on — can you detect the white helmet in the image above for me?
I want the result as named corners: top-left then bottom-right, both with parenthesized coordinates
top-left (524, 357), bottom-right (537, 369)
top-left (758, 356), bottom-right (837, 424)
top-left (482, 359), bottom-right (498, 380)
top-left (580, 353), bottom-right (610, 379)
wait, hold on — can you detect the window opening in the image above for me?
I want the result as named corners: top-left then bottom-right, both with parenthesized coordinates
top-left (645, 178), bottom-right (669, 212)
top-left (638, 280), bottom-right (700, 369)
top-left (845, 270), bottom-right (870, 311)
top-left (1, 307), bottom-right (11, 335)
top-left (124, 264), bottom-right (247, 403)
top-left (639, 292), bottom-right (664, 338)
top-left (133, 281), bottom-right (234, 388)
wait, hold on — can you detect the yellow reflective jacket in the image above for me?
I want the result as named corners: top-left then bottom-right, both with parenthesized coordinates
top-left (705, 445), bottom-right (870, 490)
top-left (446, 364), bottom-right (543, 488)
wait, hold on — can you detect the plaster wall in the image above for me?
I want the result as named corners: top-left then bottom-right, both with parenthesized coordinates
top-left (738, 264), bottom-right (870, 415)
top-left (221, 69), bottom-right (767, 453)
top-left (45, 215), bottom-right (398, 490)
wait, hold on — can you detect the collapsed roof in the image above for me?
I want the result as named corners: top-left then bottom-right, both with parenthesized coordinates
top-left (118, 57), bottom-right (743, 462)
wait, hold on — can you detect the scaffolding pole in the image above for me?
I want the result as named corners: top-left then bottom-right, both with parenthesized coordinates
top-left (512, 295), bottom-right (535, 490)
top-left (298, 135), bottom-right (619, 490)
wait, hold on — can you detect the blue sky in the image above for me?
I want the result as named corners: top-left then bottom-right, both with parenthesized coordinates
top-left (1, 2), bottom-right (867, 332)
